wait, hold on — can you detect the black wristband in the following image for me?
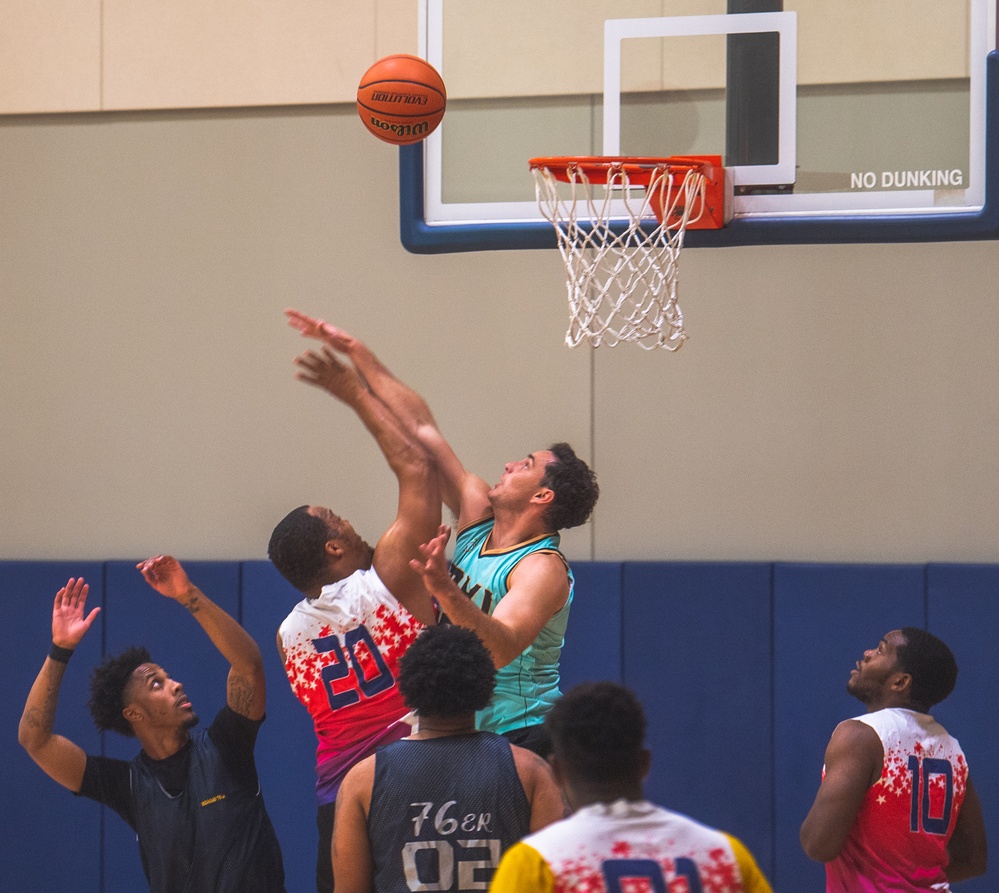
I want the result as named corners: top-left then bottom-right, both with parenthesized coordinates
top-left (49, 642), bottom-right (74, 664)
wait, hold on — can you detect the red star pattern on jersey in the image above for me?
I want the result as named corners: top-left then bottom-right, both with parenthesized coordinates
top-left (873, 741), bottom-right (966, 830)
top-left (549, 840), bottom-right (747, 893)
top-left (825, 709), bottom-right (968, 893)
top-left (278, 567), bottom-right (426, 797)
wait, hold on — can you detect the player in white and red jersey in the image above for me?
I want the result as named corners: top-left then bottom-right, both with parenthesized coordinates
top-left (269, 320), bottom-right (441, 893)
top-left (801, 627), bottom-right (988, 891)
top-left (489, 681), bottom-right (773, 893)
top-left (283, 311), bottom-right (599, 760)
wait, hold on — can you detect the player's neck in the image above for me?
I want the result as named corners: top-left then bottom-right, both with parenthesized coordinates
top-left (866, 697), bottom-right (926, 714)
top-left (488, 509), bottom-right (553, 549)
top-left (137, 727), bottom-right (191, 762)
top-left (411, 713), bottom-right (477, 739)
top-left (567, 780), bottom-right (645, 811)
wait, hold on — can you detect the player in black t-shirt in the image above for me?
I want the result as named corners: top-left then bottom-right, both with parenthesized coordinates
top-left (18, 555), bottom-right (286, 893)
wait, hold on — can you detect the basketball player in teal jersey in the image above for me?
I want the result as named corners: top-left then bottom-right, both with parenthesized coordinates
top-left (286, 310), bottom-right (599, 756)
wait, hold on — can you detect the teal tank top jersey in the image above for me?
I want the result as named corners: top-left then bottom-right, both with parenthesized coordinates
top-left (448, 517), bottom-right (572, 735)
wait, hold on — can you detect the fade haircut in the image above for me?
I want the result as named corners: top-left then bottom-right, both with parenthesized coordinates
top-left (546, 681), bottom-right (646, 784)
top-left (268, 505), bottom-right (340, 594)
top-left (88, 646), bottom-right (152, 737)
top-left (897, 627), bottom-right (959, 709)
top-left (540, 442), bottom-right (600, 531)
top-left (398, 625), bottom-right (496, 717)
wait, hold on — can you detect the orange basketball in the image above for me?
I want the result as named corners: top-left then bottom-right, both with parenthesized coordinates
top-left (356, 54), bottom-right (447, 146)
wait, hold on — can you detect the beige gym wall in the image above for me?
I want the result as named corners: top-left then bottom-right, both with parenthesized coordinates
top-left (0, 1), bottom-right (416, 113)
top-left (1, 105), bottom-right (997, 564)
top-left (0, 1), bottom-right (967, 115)
top-left (1, 1), bottom-right (996, 564)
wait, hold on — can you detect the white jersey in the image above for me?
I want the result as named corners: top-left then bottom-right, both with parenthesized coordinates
top-left (825, 707), bottom-right (968, 893)
top-left (278, 566), bottom-right (424, 806)
top-left (489, 799), bottom-right (772, 893)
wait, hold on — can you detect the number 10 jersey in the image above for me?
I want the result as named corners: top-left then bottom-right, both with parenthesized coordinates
top-left (826, 707), bottom-right (968, 893)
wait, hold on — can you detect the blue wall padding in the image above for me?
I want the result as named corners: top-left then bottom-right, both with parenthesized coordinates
top-left (241, 560), bottom-right (320, 893)
top-left (100, 560), bottom-right (241, 892)
top-left (1, 561), bottom-right (104, 892)
top-left (925, 564), bottom-right (999, 893)
top-left (560, 562), bottom-right (624, 689)
top-left (622, 562), bottom-right (775, 881)
top-left (3, 559), bottom-right (995, 893)
top-left (772, 563), bottom-right (927, 892)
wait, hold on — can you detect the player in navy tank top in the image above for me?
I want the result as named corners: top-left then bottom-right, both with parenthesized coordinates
top-left (333, 624), bottom-right (564, 893)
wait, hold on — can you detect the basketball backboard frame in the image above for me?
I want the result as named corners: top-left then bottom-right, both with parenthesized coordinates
top-left (400, 1), bottom-right (999, 253)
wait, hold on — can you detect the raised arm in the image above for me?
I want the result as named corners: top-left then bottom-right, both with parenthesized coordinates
top-left (18, 577), bottom-right (101, 792)
top-left (410, 526), bottom-right (569, 668)
top-left (286, 309), bottom-right (491, 525)
top-left (294, 346), bottom-right (439, 624)
top-left (137, 556), bottom-right (266, 720)
top-left (800, 719), bottom-right (883, 862)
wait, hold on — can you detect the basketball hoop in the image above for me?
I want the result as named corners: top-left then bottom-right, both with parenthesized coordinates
top-left (530, 156), bottom-right (727, 350)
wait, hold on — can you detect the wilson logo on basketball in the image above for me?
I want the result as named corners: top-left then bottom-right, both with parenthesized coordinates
top-left (366, 116), bottom-right (431, 138)
top-left (371, 91), bottom-right (429, 106)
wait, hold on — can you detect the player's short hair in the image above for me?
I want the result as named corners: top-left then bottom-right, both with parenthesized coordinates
top-left (546, 681), bottom-right (646, 784)
top-left (540, 442), bottom-right (599, 531)
top-left (88, 646), bottom-right (152, 737)
top-left (268, 505), bottom-right (340, 594)
top-left (897, 627), bottom-right (959, 709)
top-left (398, 625), bottom-right (496, 717)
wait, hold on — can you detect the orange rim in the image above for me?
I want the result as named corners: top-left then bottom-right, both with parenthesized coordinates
top-left (529, 155), bottom-right (718, 186)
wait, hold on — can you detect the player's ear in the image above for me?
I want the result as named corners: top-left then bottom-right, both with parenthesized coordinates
top-left (891, 671), bottom-right (913, 695)
top-left (532, 487), bottom-right (555, 506)
top-left (324, 539), bottom-right (344, 558)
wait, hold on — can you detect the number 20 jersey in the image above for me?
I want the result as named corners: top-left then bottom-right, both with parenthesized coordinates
top-left (825, 707), bottom-right (968, 893)
top-left (278, 566), bottom-right (424, 807)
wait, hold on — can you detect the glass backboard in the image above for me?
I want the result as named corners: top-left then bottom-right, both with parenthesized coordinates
top-left (400, 0), bottom-right (999, 252)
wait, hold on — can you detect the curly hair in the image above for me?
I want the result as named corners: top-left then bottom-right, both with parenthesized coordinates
top-left (897, 627), bottom-right (958, 710)
top-left (268, 505), bottom-right (340, 594)
top-left (540, 443), bottom-right (599, 531)
top-left (398, 625), bottom-right (496, 717)
top-left (546, 681), bottom-right (646, 783)
top-left (88, 645), bottom-right (152, 737)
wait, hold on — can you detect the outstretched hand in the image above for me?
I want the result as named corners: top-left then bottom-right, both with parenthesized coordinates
top-left (137, 555), bottom-right (194, 601)
top-left (409, 525), bottom-right (454, 595)
top-left (52, 578), bottom-right (100, 649)
top-left (285, 308), bottom-right (357, 354)
top-left (294, 346), bottom-right (366, 402)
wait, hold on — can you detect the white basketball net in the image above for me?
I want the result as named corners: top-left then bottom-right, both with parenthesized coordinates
top-left (532, 162), bottom-right (707, 350)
